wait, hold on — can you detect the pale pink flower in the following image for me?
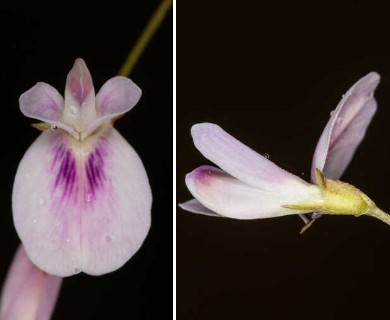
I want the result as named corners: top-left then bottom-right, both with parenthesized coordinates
top-left (181, 73), bottom-right (383, 224)
top-left (13, 58), bottom-right (152, 276)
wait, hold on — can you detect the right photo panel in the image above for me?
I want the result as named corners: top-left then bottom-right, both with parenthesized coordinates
top-left (177, 1), bottom-right (390, 319)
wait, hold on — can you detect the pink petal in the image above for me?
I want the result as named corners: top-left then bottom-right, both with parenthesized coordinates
top-left (185, 165), bottom-right (321, 219)
top-left (96, 76), bottom-right (141, 116)
top-left (62, 58), bottom-right (97, 134)
top-left (83, 77), bottom-right (142, 137)
top-left (0, 245), bottom-right (62, 320)
top-left (179, 198), bottom-right (222, 217)
top-left (65, 58), bottom-right (94, 105)
top-left (311, 72), bottom-right (380, 182)
top-left (191, 123), bottom-right (309, 192)
top-left (19, 83), bottom-right (63, 121)
top-left (19, 83), bottom-right (77, 136)
top-left (12, 127), bottom-right (152, 276)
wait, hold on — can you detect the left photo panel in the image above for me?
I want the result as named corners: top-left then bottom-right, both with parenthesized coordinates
top-left (0, 1), bottom-right (173, 319)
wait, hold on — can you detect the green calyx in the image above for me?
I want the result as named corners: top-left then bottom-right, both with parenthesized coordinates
top-left (283, 169), bottom-right (390, 229)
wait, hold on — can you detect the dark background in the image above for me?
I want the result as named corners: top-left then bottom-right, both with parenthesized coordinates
top-left (0, 1), bottom-right (172, 319)
top-left (177, 1), bottom-right (390, 319)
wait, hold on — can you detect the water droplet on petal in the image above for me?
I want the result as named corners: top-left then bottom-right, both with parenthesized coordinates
top-left (51, 125), bottom-right (58, 131)
top-left (336, 118), bottom-right (343, 125)
top-left (70, 105), bottom-right (79, 117)
top-left (263, 153), bottom-right (270, 159)
top-left (330, 110), bottom-right (335, 116)
top-left (85, 193), bottom-right (92, 202)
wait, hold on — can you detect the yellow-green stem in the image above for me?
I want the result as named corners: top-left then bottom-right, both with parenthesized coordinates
top-left (118, 0), bottom-right (173, 76)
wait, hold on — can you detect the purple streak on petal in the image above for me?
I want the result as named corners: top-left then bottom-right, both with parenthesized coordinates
top-left (51, 144), bottom-right (65, 171)
top-left (311, 72), bottom-right (380, 182)
top-left (50, 136), bottom-right (109, 209)
top-left (84, 139), bottom-right (108, 204)
top-left (51, 144), bottom-right (77, 202)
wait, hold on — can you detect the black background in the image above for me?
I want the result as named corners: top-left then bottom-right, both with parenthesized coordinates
top-left (0, 1), bottom-right (172, 319)
top-left (177, 1), bottom-right (390, 319)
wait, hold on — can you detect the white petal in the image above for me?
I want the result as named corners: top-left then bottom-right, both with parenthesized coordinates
top-left (311, 72), bottom-right (380, 182)
top-left (179, 199), bottom-right (222, 217)
top-left (12, 127), bottom-right (152, 276)
top-left (185, 165), bottom-right (321, 219)
top-left (191, 123), bottom-right (308, 193)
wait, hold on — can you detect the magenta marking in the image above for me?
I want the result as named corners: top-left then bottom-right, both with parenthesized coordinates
top-left (52, 144), bottom-right (76, 200)
top-left (51, 139), bottom-right (108, 205)
top-left (84, 142), bottom-right (107, 200)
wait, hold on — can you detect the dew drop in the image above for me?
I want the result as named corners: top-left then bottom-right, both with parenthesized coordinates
top-left (85, 193), bottom-right (92, 202)
top-left (330, 110), bottom-right (335, 116)
top-left (70, 105), bottom-right (79, 117)
top-left (263, 153), bottom-right (270, 159)
top-left (51, 125), bottom-right (57, 131)
top-left (336, 117), bottom-right (343, 125)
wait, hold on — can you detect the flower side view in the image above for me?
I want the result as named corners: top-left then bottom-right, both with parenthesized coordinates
top-left (0, 245), bottom-right (62, 320)
top-left (180, 72), bottom-right (390, 227)
top-left (13, 58), bottom-right (152, 276)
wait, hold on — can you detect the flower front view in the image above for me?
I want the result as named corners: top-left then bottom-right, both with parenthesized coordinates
top-left (13, 58), bottom-right (152, 276)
